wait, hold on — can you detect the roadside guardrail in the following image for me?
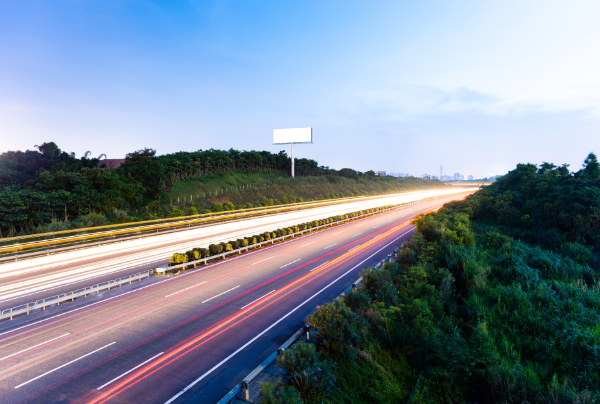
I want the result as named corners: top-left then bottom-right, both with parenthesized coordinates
top-left (217, 247), bottom-right (401, 403)
top-left (156, 203), bottom-right (405, 274)
top-left (0, 271), bottom-right (150, 322)
top-left (0, 193), bottom-right (463, 323)
top-left (0, 190), bottom-right (471, 263)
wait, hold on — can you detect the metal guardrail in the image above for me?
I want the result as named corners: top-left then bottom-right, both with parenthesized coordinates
top-left (0, 271), bottom-right (150, 322)
top-left (0, 193), bottom-right (415, 257)
top-left (157, 203), bottom-right (406, 274)
top-left (0, 190), bottom-right (470, 263)
top-left (217, 247), bottom-right (402, 403)
top-left (0, 203), bottom-right (401, 323)
top-left (0, 194), bottom-right (450, 323)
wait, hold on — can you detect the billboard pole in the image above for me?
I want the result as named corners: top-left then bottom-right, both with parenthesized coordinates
top-left (273, 127), bottom-right (312, 178)
top-left (291, 142), bottom-right (295, 178)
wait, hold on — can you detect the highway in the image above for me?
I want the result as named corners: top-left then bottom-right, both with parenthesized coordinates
top-left (0, 188), bottom-right (471, 310)
top-left (0, 192), bottom-right (468, 404)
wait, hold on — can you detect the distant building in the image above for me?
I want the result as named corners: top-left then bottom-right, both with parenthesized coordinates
top-left (468, 175), bottom-right (474, 181)
top-left (422, 173), bottom-right (429, 179)
top-left (432, 175), bottom-right (439, 180)
top-left (453, 172), bottom-right (461, 180)
top-left (460, 175), bottom-right (464, 181)
top-left (376, 171), bottom-right (386, 176)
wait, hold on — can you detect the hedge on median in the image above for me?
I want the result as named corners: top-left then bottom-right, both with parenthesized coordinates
top-left (166, 205), bottom-right (394, 267)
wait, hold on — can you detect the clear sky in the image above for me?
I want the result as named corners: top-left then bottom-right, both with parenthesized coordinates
top-left (1, 0), bottom-right (599, 178)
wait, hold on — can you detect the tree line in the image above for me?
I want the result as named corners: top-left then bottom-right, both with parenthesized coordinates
top-left (0, 142), bottom-right (428, 236)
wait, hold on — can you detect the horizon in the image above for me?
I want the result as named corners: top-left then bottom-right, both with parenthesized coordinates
top-left (2, 1), bottom-right (599, 177)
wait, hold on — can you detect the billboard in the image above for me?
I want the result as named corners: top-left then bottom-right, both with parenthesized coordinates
top-left (273, 127), bottom-right (312, 144)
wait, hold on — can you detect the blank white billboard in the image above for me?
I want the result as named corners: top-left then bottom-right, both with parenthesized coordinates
top-left (273, 127), bottom-right (312, 144)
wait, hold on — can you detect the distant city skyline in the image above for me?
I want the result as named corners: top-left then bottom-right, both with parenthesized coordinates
top-left (1, 1), bottom-right (599, 178)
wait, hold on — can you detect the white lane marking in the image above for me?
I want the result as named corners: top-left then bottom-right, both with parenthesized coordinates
top-left (240, 290), bottom-right (276, 309)
top-left (300, 241), bottom-right (316, 247)
top-left (0, 277), bottom-right (174, 338)
top-left (0, 333), bottom-right (70, 363)
top-left (97, 352), bottom-right (164, 390)
top-left (163, 232), bottom-right (411, 404)
top-left (331, 232), bottom-right (342, 236)
top-left (324, 243), bottom-right (337, 249)
top-left (165, 282), bottom-right (207, 298)
top-left (310, 261), bottom-right (330, 272)
top-left (348, 246), bottom-right (360, 252)
top-left (280, 259), bottom-right (300, 269)
top-left (374, 225), bottom-right (381, 228)
top-left (251, 256), bottom-right (275, 266)
top-left (353, 233), bottom-right (362, 236)
top-left (202, 286), bottom-right (240, 304)
top-left (14, 342), bottom-right (116, 389)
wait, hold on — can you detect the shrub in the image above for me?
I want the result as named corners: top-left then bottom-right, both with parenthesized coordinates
top-left (80, 212), bottom-right (107, 227)
top-left (189, 206), bottom-right (198, 215)
top-left (211, 202), bottom-right (223, 212)
top-left (259, 382), bottom-right (303, 404)
top-left (244, 203), bottom-right (253, 209)
top-left (282, 196), bottom-right (289, 204)
top-left (112, 208), bottom-right (129, 222)
top-left (208, 244), bottom-right (223, 255)
top-left (223, 201), bottom-right (235, 211)
top-left (277, 343), bottom-right (335, 401)
top-left (308, 300), bottom-right (370, 354)
top-left (169, 253), bottom-right (188, 266)
top-left (201, 209), bottom-right (212, 214)
top-left (241, 238), bottom-right (249, 247)
top-left (230, 240), bottom-right (240, 249)
top-left (197, 248), bottom-right (208, 258)
top-left (169, 208), bottom-right (185, 218)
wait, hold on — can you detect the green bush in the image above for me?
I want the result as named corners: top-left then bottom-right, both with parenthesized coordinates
top-left (169, 208), bottom-right (185, 217)
top-left (80, 212), bottom-right (107, 227)
top-left (211, 202), bottom-right (223, 212)
top-left (259, 382), bottom-right (303, 404)
top-left (169, 253), bottom-right (188, 266)
top-left (277, 343), bottom-right (335, 401)
top-left (188, 206), bottom-right (198, 215)
top-left (208, 244), bottom-right (223, 255)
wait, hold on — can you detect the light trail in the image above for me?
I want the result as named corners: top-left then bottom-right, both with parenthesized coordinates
top-left (83, 219), bottom-right (412, 404)
top-left (0, 188), bottom-right (473, 306)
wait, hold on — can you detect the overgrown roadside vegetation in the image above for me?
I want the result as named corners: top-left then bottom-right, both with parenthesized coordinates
top-left (258, 153), bottom-right (600, 404)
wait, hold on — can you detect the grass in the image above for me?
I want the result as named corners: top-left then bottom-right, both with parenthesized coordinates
top-left (165, 171), bottom-right (447, 212)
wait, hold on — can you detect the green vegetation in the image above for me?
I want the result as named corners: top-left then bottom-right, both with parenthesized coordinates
top-left (166, 208), bottom-right (389, 269)
top-left (260, 152), bottom-right (600, 403)
top-left (0, 142), bottom-right (444, 237)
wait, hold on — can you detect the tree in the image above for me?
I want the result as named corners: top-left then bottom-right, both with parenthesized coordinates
top-left (582, 152), bottom-right (600, 179)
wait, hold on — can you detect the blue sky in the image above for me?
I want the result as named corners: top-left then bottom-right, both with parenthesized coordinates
top-left (1, 0), bottom-right (599, 178)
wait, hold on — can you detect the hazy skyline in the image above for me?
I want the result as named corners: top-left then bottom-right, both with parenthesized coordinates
top-left (1, 0), bottom-right (599, 177)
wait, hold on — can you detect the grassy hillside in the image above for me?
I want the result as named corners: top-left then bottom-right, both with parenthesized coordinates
top-left (165, 172), bottom-right (446, 214)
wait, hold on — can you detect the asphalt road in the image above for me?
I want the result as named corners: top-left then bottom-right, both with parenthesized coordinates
top-left (0, 194), bottom-right (466, 404)
top-left (0, 188), bottom-right (472, 310)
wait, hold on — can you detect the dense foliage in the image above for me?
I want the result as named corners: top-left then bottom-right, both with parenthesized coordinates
top-left (260, 153), bottom-right (600, 403)
top-left (0, 142), bottom-right (443, 236)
